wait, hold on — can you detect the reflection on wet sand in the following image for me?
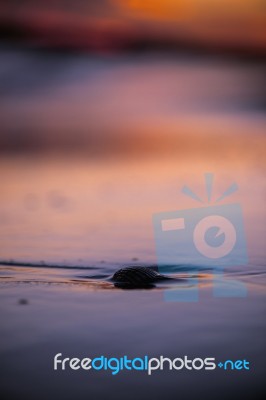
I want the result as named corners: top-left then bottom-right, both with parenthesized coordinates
top-left (1, 264), bottom-right (264, 294)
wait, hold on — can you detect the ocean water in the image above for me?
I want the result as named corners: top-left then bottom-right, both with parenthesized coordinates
top-left (0, 53), bottom-right (265, 399)
top-left (0, 156), bottom-right (265, 399)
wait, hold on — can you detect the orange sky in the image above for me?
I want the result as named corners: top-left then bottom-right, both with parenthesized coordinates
top-left (0, 0), bottom-right (265, 53)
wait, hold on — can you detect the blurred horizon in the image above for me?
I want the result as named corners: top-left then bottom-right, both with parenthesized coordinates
top-left (0, 50), bottom-right (265, 160)
top-left (0, 2), bottom-right (265, 163)
top-left (0, 0), bottom-right (265, 58)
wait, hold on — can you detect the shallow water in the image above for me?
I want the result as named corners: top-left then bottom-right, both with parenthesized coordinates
top-left (0, 261), bottom-right (265, 399)
top-left (0, 155), bottom-right (265, 399)
top-left (0, 53), bottom-right (265, 399)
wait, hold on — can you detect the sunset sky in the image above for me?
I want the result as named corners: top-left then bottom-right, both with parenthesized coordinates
top-left (0, 0), bottom-right (265, 53)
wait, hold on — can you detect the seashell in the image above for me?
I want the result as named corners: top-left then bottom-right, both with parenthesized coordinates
top-left (112, 266), bottom-right (170, 288)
